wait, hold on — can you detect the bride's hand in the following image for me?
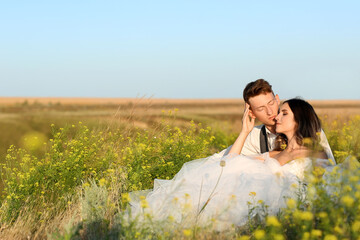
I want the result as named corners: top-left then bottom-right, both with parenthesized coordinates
top-left (241, 103), bottom-right (256, 134)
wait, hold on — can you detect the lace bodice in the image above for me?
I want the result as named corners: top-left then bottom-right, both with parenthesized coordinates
top-left (260, 152), bottom-right (313, 181)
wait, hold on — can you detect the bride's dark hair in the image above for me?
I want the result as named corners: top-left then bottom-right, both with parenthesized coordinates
top-left (274, 98), bottom-right (322, 151)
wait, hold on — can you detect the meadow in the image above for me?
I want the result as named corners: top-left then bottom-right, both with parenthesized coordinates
top-left (0, 97), bottom-right (359, 239)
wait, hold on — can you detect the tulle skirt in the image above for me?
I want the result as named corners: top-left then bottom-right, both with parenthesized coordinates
top-left (129, 149), bottom-right (312, 228)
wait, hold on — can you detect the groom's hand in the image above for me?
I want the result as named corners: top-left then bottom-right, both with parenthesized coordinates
top-left (242, 103), bottom-right (256, 134)
top-left (245, 102), bottom-right (256, 119)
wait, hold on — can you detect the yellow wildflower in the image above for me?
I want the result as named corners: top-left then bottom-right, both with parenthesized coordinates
top-left (273, 234), bottom-right (284, 240)
top-left (323, 234), bottom-right (337, 240)
top-left (311, 229), bottom-right (322, 237)
top-left (334, 226), bottom-right (343, 235)
top-left (253, 229), bottom-right (265, 239)
top-left (355, 191), bottom-right (360, 199)
top-left (168, 215), bottom-right (175, 222)
top-left (328, 158), bottom-right (336, 166)
top-left (318, 212), bottom-right (327, 218)
top-left (121, 193), bottom-right (131, 203)
top-left (300, 211), bottom-right (313, 221)
top-left (183, 229), bottom-right (192, 237)
top-left (313, 167), bottom-right (325, 177)
top-left (237, 236), bottom-right (250, 240)
top-left (344, 185), bottom-right (352, 192)
top-left (99, 178), bottom-right (107, 187)
top-left (352, 221), bottom-right (360, 232)
top-left (266, 216), bottom-right (281, 227)
top-left (183, 202), bottom-right (192, 210)
top-left (294, 210), bottom-right (313, 221)
top-left (341, 195), bottom-right (354, 207)
top-left (303, 137), bottom-right (313, 145)
top-left (302, 232), bottom-right (310, 240)
top-left (249, 192), bottom-right (256, 197)
top-left (350, 175), bottom-right (359, 182)
top-left (286, 198), bottom-right (296, 209)
top-left (140, 199), bottom-right (149, 208)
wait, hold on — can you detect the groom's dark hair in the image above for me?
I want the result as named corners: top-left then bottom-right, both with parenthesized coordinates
top-left (243, 79), bottom-right (274, 103)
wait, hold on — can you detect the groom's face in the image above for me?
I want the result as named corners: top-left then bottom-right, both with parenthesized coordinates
top-left (248, 92), bottom-right (280, 126)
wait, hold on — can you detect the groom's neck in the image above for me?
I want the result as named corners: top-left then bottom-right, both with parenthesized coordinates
top-left (265, 125), bottom-right (276, 134)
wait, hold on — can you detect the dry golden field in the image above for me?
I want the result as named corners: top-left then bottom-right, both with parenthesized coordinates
top-left (1, 97), bottom-right (359, 118)
top-left (0, 97), bottom-right (359, 158)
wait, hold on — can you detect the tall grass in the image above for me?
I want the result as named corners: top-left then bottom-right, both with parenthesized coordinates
top-left (0, 111), bottom-right (234, 238)
top-left (0, 111), bottom-right (359, 239)
top-left (323, 115), bottom-right (360, 162)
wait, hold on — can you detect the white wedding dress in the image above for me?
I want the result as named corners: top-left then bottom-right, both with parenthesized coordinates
top-left (130, 149), bottom-right (313, 228)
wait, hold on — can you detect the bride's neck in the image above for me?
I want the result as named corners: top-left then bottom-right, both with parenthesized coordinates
top-left (285, 134), bottom-right (302, 151)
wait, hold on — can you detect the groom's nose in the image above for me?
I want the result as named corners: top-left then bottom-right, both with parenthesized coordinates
top-left (265, 106), bottom-right (273, 115)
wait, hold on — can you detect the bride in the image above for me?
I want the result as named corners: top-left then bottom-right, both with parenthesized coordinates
top-left (129, 98), bottom-right (329, 228)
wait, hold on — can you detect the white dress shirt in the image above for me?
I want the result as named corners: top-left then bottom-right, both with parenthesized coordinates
top-left (240, 125), bottom-right (277, 156)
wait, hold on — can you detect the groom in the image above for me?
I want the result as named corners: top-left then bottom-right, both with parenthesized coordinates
top-left (236, 79), bottom-right (335, 163)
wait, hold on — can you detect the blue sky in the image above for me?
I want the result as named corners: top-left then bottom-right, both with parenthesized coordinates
top-left (1, 1), bottom-right (359, 99)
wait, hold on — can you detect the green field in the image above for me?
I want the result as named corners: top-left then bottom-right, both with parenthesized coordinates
top-left (0, 98), bottom-right (359, 239)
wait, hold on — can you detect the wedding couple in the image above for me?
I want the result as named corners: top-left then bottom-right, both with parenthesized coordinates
top-left (129, 79), bottom-right (334, 228)
top-left (227, 79), bottom-right (334, 163)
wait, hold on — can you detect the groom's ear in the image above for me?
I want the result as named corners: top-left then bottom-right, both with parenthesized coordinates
top-left (275, 94), bottom-right (280, 104)
top-left (248, 109), bottom-right (256, 119)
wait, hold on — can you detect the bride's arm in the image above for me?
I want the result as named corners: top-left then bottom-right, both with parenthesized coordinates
top-left (228, 103), bottom-right (256, 155)
top-left (269, 151), bottom-right (281, 158)
top-left (252, 151), bottom-right (280, 162)
top-left (275, 149), bottom-right (324, 166)
top-left (315, 151), bottom-right (328, 159)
